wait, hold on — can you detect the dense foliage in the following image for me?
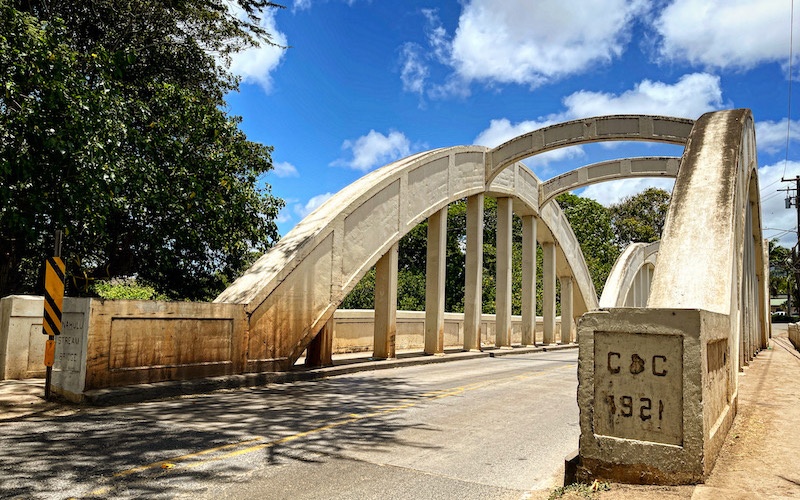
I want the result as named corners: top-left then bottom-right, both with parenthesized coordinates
top-left (769, 239), bottom-right (796, 311)
top-left (0, 0), bottom-right (284, 300)
top-left (609, 187), bottom-right (671, 247)
top-left (555, 193), bottom-right (620, 294)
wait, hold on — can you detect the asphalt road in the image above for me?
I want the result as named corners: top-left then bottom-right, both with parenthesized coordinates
top-left (0, 349), bottom-right (579, 500)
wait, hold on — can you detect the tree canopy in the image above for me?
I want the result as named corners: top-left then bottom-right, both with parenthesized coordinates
top-left (0, 0), bottom-right (284, 300)
top-left (609, 187), bottom-right (671, 247)
top-left (555, 193), bottom-right (620, 294)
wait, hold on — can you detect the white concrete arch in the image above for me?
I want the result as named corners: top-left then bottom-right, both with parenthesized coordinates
top-left (539, 157), bottom-right (680, 207)
top-left (486, 115), bottom-right (694, 184)
top-left (599, 241), bottom-right (660, 309)
top-left (577, 110), bottom-right (769, 484)
top-left (648, 109), bottom-right (767, 368)
top-left (216, 146), bottom-right (597, 369)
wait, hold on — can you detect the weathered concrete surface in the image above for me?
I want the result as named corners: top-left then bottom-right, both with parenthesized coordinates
top-left (577, 309), bottom-right (734, 485)
top-left (214, 145), bottom-right (597, 369)
top-left (599, 242), bottom-right (659, 308)
top-left (544, 326), bottom-right (799, 500)
top-left (578, 109), bottom-right (766, 485)
top-left (789, 322), bottom-right (800, 349)
top-left (487, 115), bottom-right (694, 184)
top-left (0, 296), bottom-right (46, 380)
top-left (51, 298), bottom-right (247, 402)
top-left (540, 157), bottom-right (680, 206)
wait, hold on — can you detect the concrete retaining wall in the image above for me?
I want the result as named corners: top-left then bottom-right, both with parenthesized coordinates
top-left (51, 298), bottom-right (248, 402)
top-left (789, 323), bottom-right (800, 350)
top-left (1, 296), bottom-right (567, 387)
top-left (0, 296), bottom-right (47, 380)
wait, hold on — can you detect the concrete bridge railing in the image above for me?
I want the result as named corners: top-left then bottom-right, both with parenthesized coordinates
top-left (789, 323), bottom-right (800, 350)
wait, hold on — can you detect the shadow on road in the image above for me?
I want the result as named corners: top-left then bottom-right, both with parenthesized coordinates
top-left (0, 375), bottom-right (437, 499)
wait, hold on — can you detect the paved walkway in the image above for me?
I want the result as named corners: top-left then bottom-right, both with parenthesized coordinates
top-left (2, 330), bottom-right (800, 498)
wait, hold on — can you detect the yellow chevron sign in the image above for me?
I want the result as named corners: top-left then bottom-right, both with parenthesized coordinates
top-left (42, 256), bottom-right (65, 337)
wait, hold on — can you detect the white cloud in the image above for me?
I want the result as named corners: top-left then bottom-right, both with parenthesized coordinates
top-left (294, 192), bottom-right (334, 219)
top-left (758, 160), bottom-right (800, 246)
top-left (292, 0), bottom-right (312, 11)
top-left (654, 0), bottom-right (798, 70)
top-left (756, 119), bottom-right (800, 155)
top-left (400, 43), bottom-right (428, 95)
top-left (562, 73), bottom-right (723, 119)
top-left (228, 9), bottom-right (287, 92)
top-left (580, 178), bottom-right (675, 207)
top-left (272, 161), bottom-right (299, 178)
top-left (276, 206), bottom-right (293, 224)
top-left (332, 130), bottom-right (412, 171)
top-left (447, 0), bottom-right (647, 88)
top-left (422, 9), bottom-right (451, 64)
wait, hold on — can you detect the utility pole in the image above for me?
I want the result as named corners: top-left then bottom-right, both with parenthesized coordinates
top-left (780, 176), bottom-right (800, 316)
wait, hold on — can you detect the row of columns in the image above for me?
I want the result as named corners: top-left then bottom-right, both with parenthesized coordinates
top-left (371, 194), bottom-right (575, 360)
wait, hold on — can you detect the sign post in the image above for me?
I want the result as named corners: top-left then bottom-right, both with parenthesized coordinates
top-left (43, 230), bottom-right (65, 401)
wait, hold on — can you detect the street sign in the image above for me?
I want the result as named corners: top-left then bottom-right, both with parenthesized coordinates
top-left (42, 256), bottom-right (65, 336)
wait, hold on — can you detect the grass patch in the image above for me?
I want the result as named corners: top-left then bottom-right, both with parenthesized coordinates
top-left (549, 480), bottom-right (611, 499)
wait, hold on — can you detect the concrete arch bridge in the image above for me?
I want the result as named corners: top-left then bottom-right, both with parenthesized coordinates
top-left (44, 109), bottom-right (767, 485)
top-left (215, 109), bottom-right (768, 484)
top-left (216, 110), bottom-right (766, 376)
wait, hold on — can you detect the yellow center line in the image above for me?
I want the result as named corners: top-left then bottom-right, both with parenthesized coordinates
top-left (107, 362), bottom-right (572, 481)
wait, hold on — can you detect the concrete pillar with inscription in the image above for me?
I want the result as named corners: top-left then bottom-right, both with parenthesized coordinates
top-left (373, 242), bottom-right (398, 360)
top-left (463, 194), bottom-right (484, 351)
top-left (559, 276), bottom-right (573, 344)
top-left (425, 207), bottom-right (447, 355)
top-left (496, 197), bottom-right (512, 348)
top-left (577, 309), bottom-right (736, 484)
top-left (521, 215), bottom-right (537, 346)
top-left (542, 241), bottom-right (556, 345)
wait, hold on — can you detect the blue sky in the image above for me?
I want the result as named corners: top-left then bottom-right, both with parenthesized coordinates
top-left (224, 0), bottom-right (800, 246)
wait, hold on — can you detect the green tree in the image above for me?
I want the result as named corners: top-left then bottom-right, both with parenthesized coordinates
top-left (0, 0), bottom-right (284, 300)
top-left (555, 193), bottom-right (619, 297)
top-left (768, 239), bottom-right (797, 314)
top-left (609, 188), bottom-right (671, 247)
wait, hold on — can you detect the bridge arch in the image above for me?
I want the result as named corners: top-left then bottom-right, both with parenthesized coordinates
top-left (216, 146), bottom-right (598, 369)
top-left (539, 157), bottom-right (680, 206)
top-left (578, 109), bottom-right (769, 484)
top-left (599, 241), bottom-right (660, 308)
top-left (486, 115), bottom-right (694, 184)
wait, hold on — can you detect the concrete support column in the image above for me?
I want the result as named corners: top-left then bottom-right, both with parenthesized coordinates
top-left (373, 242), bottom-right (398, 360)
top-left (521, 215), bottom-right (537, 346)
top-left (542, 241), bottom-right (557, 345)
top-left (559, 276), bottom-right (573, 344)
top-left (306, 316), bottom-right (334, 367)
top-left (425, 207), bottom-right (447, 355)
top-left (496, 197), bottom-right (513, 348)
top-left (463, 194), bottom-right (484, 351)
